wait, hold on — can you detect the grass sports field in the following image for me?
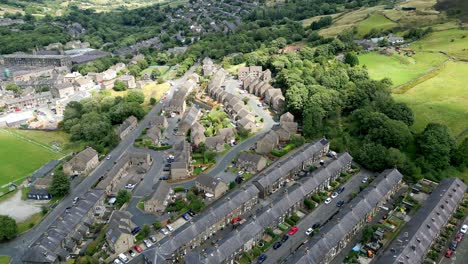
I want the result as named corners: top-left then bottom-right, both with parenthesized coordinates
top-left (359, 51), bottom-right (447, 87)
top-left (0, 130), bottom-right (64, 189)
top-left (393, 61), bottom-right (468, 139)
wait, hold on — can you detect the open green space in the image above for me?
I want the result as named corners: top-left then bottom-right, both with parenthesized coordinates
top-left (0, 130), bottom-right (63, 188)
top-left (8, 129), bottom-right (81, 153)
top-left (359, 51), bottom-right (447, 87)
top-left (0, 256), bottom-right (11, 264)
top-left (392, 61), bottom-right (468, 138)
top-left (414, 29), bottom-right (468, 60)
top-left (355, 14), bottom-right (398, 37)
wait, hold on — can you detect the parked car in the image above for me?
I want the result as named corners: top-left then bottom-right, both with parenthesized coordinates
top-left (238, 171), bottom-right (244, 175)
top-left (72, 197), bottom-right (79, 204)
top-left (325, 198), bottom-right (332, 204)
top-left (362, 177), bottom-right (369, 183)
top-left (187, 210), bottom-right (196, 217)
top-left (134, 245), bottom-right (143, 253)
top-left (257, 254), bottom-right (267, 264)
top-left (125, 183), bottom-right (135, 189)
top-left (182, 213), bottom-right (191, 221)
top-left (337, 187), bottom-right (345, 194)
top-left (143, 239), bottom-right (152, 248)
top-left (445, 249), bottom-right (454, 258)
top-left (159, 176), bottom-right (169, 180)
top-left (460, 224), bottom-right (468, 234)
top-left (312, 223), bottom-right (320, 229)
top-left (150, 235), bottom-right (157, 243)
top-left (160, 228), bottom-right (169, 235)
top-left (131, 226), bottom-right (141, 235)
top-left (336, 200), bottom-right (345, 207)
top-left (163, 167), bottom-right (170, 172)
top-left (118, 253), bottom-right (129, 263)
top-left (331, 192), bottom-right (339, 199)
top-left (455, 233), bottom-right (463, 242)
top-left (288, 226), bottom-right (299, 235)
top-left (167, 224), bottom-right (174, 232)
top-left (106, 155), bottom-right (111, 160)
top-left (449, 241), bottom-right (458, 251)
top-left (305, 228), bottom-right (313, 236)
top-left (281, 235), bottom-right (289, 242)
top-left (114, 259), bottom-right (122, 264)
top-left (273, 241), bottom-right (282, 249)
top-left (128, 250), bottom-right (136, 257)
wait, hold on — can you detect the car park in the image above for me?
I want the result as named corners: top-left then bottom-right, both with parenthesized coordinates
top-left (144, 239), bottom-right (152, 248)
top-left (150, 235), bottom-right (157, 243)
top-left (325, 198), bottom-right (332, 204)
top-left (128, 250), bottom-right (136, 257)
top-left (336, 200), bottom-right (345, 207)
top-left (289, 226), bottom-right (299, 235)
top-left (273, 241), bottom-right (282, 249)
top-left (160, 228), bottom-right (169, 235)
top-left (305, 228), bottom-right (313, 236)
top-left (445, 249), bottom-right (453, 258)
top-left (331, 192), bottom-right (339, 199)
top-left (257, 254), bottom-right (267, 264)
top-left (281, 235), bottom-right (289, 242)
top-left (337, 187), bottom-right (345, 194)
top-left (460, 224), bottom-right (468, 234)
top-left (134, 245), bottom-right (143, 253)
top-left (449, 241), bottom-right (458, 251)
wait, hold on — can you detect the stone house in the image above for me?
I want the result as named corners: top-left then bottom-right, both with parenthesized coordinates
top-left (205, 135), bottom-right (225, 152)
top-left (63, 147), bottom-right (99, 176)
top-left (51, 82), bottom-right (75, 99)
top-left (237, 152), bottom-right (267, 173)
top-left (106, 211), bottom-right (135, 254)
top-left (144, 181), bottom-right (173, 213)
top-left (218, 127), bottom-right (236, 143)
top-left (237, 117), bottom-right (256, 131)
top-left (149, 115), bottom-right (168, 129)
top-left (191, 122), bottom-right (206, 146)
top-left (170, 141), bottom-right (192, 180)
top-left (195, 173), bottom-right (228, 199)
top-left (265, 88), bottom-right (283, 105)
top-left (255, 130), bottom-right (279, 154)
top-left (146, 126), bottom-right (162, 145)
top-left (63, 72), bottom-right (82, 83)
top-left (177, 106), bottom-right (201, 136)
top-left (280, 112), bottom-right (294, 123)
top-left (74, 76), bottom-right (95, 91)
top-left (116, 115), bottom-right (138, 140)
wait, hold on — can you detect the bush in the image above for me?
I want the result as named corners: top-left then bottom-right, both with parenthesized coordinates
top-left (304, 199), bottom-right (316, 210)
top-left (153, 221), bottom-right (162, 230)
top-left (252, 247), bottom-right (262, 257)
top-left (311, 194), bottom-right (322, 203)
top-left (173, 186), bottom-right (186, 193)
top-left (291, 214), bottom-right (300, 223)
top-left (149, 97), bottom-right (157, 105)
top-left (113, 80), bottom-right (127, 91)
top-left (285, 218), bottom-right (295, 226)
top-left (229, 181), bottom-right (236, 189)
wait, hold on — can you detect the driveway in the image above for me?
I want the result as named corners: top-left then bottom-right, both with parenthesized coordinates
top-left (0, 191), bottom-right (42, 222)
top-left (265, 169), bottom-right (375, 263)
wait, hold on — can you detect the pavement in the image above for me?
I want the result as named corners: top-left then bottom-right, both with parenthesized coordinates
top-left (264, 169), bottom-right (375, 264)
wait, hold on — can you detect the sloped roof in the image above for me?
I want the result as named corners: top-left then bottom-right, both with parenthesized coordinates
top-left (65, 147), bottom-right (97, 171)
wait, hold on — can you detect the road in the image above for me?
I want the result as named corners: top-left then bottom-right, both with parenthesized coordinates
top-left (0, 66), bottom-right (198, 264)
top-left (263, 169), bottom-right (375, 264)
top-left (440, 217), bottom-right (468, 264)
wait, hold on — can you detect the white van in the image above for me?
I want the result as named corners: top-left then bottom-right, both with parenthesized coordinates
top-left (118, 253), bottom-right (129, 263)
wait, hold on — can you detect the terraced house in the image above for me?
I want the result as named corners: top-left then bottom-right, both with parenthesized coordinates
top-left (202, 153), bottom-right (356, 263)
top-left (142, 184), bottom-right (260, 262)
top-left (377, 177), bottom-right (467, 264)
top-left (292, 169), bottom-right (403, 264)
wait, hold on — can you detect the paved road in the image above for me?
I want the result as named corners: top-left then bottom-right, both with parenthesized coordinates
top-left (0, 66), bottom-right (198, 264)
top-left (264, 169), bottom-right (375, 264)
top-left (440, 217), bottom-right (468, 264)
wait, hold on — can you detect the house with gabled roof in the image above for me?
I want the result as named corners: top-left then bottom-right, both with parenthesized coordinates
top-left (144, 181), bottom-right (173, 213)
top-left (195, 173), bottom-right (228, 199)
top-left (116, 115), bottom-right (138, 140)
top-left (106, 211), bottom-right (135, 254)
top-left (63, 147), bottom-right (99, 176)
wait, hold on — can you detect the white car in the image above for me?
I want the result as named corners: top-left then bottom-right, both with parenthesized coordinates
top-left (461, 224), bottom-right (468, 234)
top-left (331, 192), bottom-right (339, 199)
top-left (160, 228), bottom-right (169, 235)
top-left (305, 228), bottom-right (313, 236)
top-left (238, 171), bottom-right (245, 176)
top-left (362, 177), bottom-right (368, 183)
top-left (125, 183), bottom-right (135, 189)
top-left (167, 224), bottom-right (174, 232)
top-left (106, 155), bottom-right (111, 160)
top-left (114, 259), bottom-right (123, 264)
top-left (324, 198), bottom-right (332, 204)
top-left (143, 239), bottom-right (152, 248)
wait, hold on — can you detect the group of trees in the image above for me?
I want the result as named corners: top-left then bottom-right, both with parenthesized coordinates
top-left (0, 215), bottom-right (17, 242)
top-left (59, 90), bottom-right (146, 152)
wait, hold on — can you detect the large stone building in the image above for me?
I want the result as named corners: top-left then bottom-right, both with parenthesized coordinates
top-left (63, 147), bottom-right (99, 176)
top-left (4, 91), bottom-right (53, 111)
top-left (377, 177), bottom-right (467, 264)
top-left (106, 211), bottom-right (136, 254)
top-left (195, 173), bottom-right (228, 199)
top-left (236, 152), bottom-right (267, 173)
top-left (144, 181), bottom-right (173, 213)
top-left (293, 169), bottom-right (403, 264)
top-left (3, 54), bottom-right (72, 68)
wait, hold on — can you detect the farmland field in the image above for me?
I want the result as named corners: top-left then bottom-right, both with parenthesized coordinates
top-left (392, 61), bottom-right (468, 139)
top-left (414, 29), bottom-right (468, 60)
top-left (0, 130), bottom-right (63, 189)
top-left (355, 14), bottom-right (398, 37)
top-left (359, 51), bottom-right (447, 87)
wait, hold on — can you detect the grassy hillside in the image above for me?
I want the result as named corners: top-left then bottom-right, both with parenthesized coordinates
top-left (414, 29), bottom-right (468, 60)
top-left (355, 14), bottom-right (398, 37)
top-left (393, 61), bottom-right (468, 139)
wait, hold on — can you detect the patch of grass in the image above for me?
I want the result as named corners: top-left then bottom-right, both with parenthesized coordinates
top-left (8, 129), bottom-right (77, 153)
top-left (138, 197), bottom-right (146, 210)
top-left (21, 187), bottom-right (30, 200)
top-left (109, 82), bottom-right (170, 104)
top-left (414, 29), bottom-right (468, 60)
top-left (355, 14), bottom-right (397, 37)
top-left (0, 129), bottom-right (63, 188)
top-left (359, 51), bottom-right (447, 87)
top-left (393, 61), bottom-right (468, 138)
top-left (0, 256), bottom-right (10, 264)
top-left (301, 13), bottom-right (342, 27)
top-left (17, 212), bottom-right (43, 234)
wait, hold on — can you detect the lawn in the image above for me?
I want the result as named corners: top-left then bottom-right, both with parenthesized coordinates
top-left (109, 82), bottom-right (170, 103)
top-left (8, 129), bottom-right (81, 153)
top-left (392, 61), bottom-right (468, 138)
top-left (414, 29), bottom-right (468, 60)
top-left (355, 14), bottom-right (398, 37)
top-left (359, 51), bottom-right (447, 87)
top-left (17, 212), bottom-right (43, 234)
top-left (0, 130), bottom-right (63, 189)
top-left (0, 256), bottom-right (10, 264)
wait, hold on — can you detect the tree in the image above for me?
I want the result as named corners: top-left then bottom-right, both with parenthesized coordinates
top-left (6, 83), bottom-right (21, 96)
top-left (151, 68), bottom-right (162, 80)
top-left (153, 221), bottom-right (162, 230)
top-left (149, 97), bottom-right (157, 105)
top-left (417, 123), bottom-right (455, 171)
top-left (125, 90), bottom-right (145, 104)
top-left (452, 138), bottom-right (468, 167)
top-left (356, 142), bottom-right (390, 172)
top-left (113, 80), bottom-right (127, 91)
top-left (344, 52), bottom-right (359, 67)
top-left (141, 224), bottom-right (151, 237)
top-left (381, 102), bottom-right (414, 126)
top-left (49, 170), bottom-right (70, 197)
top-left (0, 215), bottom-right (18, 241)
top-left (242, 97), bottom-right (249, 105)
top-left (115, 190), bottom-right (131, 209)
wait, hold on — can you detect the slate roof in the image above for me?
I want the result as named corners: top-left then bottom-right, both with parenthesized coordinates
top-left (146, 184), bottom-right (259, 261)
top-left (106, 211), bottom-right (134, 245)
top-left (148, 181), bottom-right (172, 202)
top-left (30, 160), bottom-right (60, 182)
top-left (65, 147), bottom-right (97, 171)
top-left (205, 135), bottom-right (225, 150)
top-left (116, 115), bottom-right (137, 135)
top-left (378, 177), bottom-right (467, 264)
top-left (293, 169), bottom-right (403, 264)
top-left (196, 173), bottom-right (223, 190)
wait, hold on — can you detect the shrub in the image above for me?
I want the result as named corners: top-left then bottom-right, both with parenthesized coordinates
top-left (173, 186), bottom-right (186, 193)
top-left (304, 198), bottom-right (315, 210)
top-left (153, 222), bottom-right (162, 230)
top-left (252, 247), bottom-right (262, 257)
top-left (285, 218), bottom-right (295, 226)
top-left (311, 194), bottom-right (322, 203)
top-left (291, 214), bottom-right (300, 223)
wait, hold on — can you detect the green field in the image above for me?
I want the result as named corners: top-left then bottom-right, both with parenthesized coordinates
top-left (359, 51), bottom-right (447, 87)
top-left (0, 256), bottom-right (10, 264)
top-left (393, 61), bottom-right (468, 138)
top-left (355, 14), bottom-right (398, 37)
top-left (0, 130), bottom-right (63, 189)
top-left (414, 29), bottom-right (468, 60)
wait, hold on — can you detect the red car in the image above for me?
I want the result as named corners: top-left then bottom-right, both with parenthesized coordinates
top-left (288, 226), bottom-right (299, 235)
top-left (445, 249), bottom-right (454, 258)
top-left (455, 233), bottom-right (463, 242)
top-left (134, 245), bottom-right (143, 253)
